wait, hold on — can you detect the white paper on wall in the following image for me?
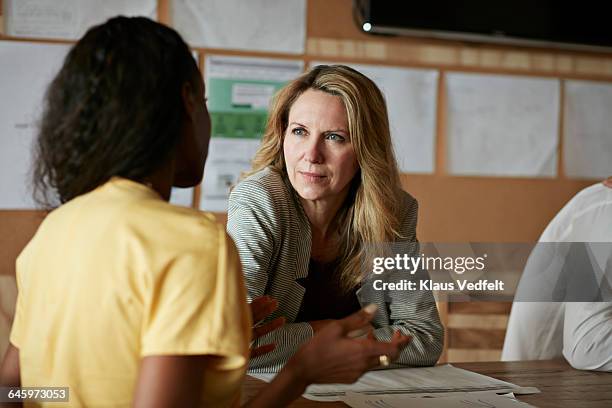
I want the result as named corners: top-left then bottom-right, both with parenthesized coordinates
top-left (170, 187), bottom-right (195, 207)
top-left (4, 0), bottom-right (157, 40)
top-left (200, 55), bottom-right (304, 212)
top-left (201, 138), bottom-right (262, 212)
top-left (563, 80), bottom-right (612, 180)
top-left (311, 62), bottom-right (438, 174)
top-left (170, 0), bottom-right (306, 54)
top-left (0, 41), bottom-right (71, 209)
top-left (446, 72), bottom-right (560, 178)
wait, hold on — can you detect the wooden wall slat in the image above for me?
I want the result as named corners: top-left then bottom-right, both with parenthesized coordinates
top-left (0, 211), bottom-right (46, 276)
top-left (449, 302), bottom-right (513, 315)
top-left (450, 328), bottom-right (507, 349)
top-left (0, 275), bottom-right (17, 357)
top-left (447, 349), bottom-right (502, 362)
top-left (157, 0), bottom-right (169, 24)
top-left (447, 314), bottom-right (508, 330)
top-left (0, 0), bottom-right (4, 35)
top-left (436, 302), bottom-right (448, 363)
top-left (403, 177), bottom-right (593, 243)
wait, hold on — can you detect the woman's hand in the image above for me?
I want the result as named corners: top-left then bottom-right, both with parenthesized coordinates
top-left (288, 305), bottom-right (412, 385)
top-left (311, 319), bottom-right (375, 338)
top-left (244, 305), bottom-right (411, 408)
top-left (308, 319), bottom-right (333, 333)
top-left (249, 296), bottom-right (285, 358)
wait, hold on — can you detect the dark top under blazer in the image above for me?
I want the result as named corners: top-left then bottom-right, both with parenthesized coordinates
top-left (227, 166), bottom-right (444, 372)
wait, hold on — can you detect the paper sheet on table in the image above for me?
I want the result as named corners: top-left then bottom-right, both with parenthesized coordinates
top-left (199, 55), bottom-right (303, 212)
top-left (563, 80), bottom-right (612, 180)
top-left (4, 0), bottom-right (156, 40)
top-left (0, 41), bottom-right (71, 209)
top-left (249, 364), bottom-right (539, 402)
top-left (311, 62), bottom-right (438, 174)
top-left (170, 0), bottom-right (306, 54)
top-left (446, 72), bottom-right (559, 178)
top-left (343, 390), bottom-right (535, 408)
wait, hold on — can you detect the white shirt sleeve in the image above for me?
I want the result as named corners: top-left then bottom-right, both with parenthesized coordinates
top-left (502, 302), bottom-right (565, 361)
top-left (563, 302), bottom-right (612, 371)
top-left (503, 184), bottom-right (612, 364)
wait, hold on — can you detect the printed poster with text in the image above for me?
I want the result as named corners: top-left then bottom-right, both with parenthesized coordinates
top-left (200, 55), bottom-right (303, 211)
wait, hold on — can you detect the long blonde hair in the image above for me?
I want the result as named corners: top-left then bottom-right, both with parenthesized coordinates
top-left (247, 65), bottom-right (406, 290)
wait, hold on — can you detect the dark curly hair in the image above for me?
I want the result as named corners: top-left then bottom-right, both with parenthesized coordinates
top-left (33, 16), bottom-right (199, 208)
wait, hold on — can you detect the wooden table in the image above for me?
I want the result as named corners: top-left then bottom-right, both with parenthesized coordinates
top-left (242, 359), bottom-right (612, 407)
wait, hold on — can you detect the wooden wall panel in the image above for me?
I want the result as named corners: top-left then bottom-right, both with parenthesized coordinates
top-left (447, 349), bottom-right (502, 362)
top-left (446, 302), bottom-right (511, 362)
top-left (449, 328), bottom-right (506, 350)
top-left (402, 176), bottom-right (594, 243)
top-left (0, 0), bottom-right (4, 34)
top-left (449, 302), bottom-right (513, 315)
top-left (0, 275), bottom-right (17, 358)
top-left (0, 211), bottom-right (46, 276)
top-left (448, 314), bottom-right (508, 330)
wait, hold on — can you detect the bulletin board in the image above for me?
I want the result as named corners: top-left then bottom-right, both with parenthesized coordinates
top-left (1, 0), bottom-right (607, 276)
top-left (1, 0), bottom-right (611, 362)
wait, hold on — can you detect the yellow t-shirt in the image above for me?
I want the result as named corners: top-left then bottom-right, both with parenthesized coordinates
top-left (10, 178), bottom-right (251, 407)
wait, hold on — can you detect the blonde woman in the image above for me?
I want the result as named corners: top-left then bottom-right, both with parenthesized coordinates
top-left (228, 65), bottom-right (444, 372)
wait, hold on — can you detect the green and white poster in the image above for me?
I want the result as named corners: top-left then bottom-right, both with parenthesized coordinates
top-left (200, 55), bottom-right (303, 211)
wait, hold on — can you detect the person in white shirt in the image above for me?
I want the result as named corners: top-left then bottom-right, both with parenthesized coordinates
top-left (502, 179), bottom-right (612, 371)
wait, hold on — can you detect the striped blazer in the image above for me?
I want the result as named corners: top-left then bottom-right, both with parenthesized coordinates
top-left (227, 166), bottom-right (444, 372)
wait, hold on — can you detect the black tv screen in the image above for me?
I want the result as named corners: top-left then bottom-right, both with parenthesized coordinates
top-left (354, 0), bottom-right (612, 51)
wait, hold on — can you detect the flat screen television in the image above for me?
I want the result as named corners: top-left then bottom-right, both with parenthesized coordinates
top-left (353, 0), bottom-right (612, 52)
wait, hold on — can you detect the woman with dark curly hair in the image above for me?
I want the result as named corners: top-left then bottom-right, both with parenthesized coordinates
top-left (0, 17), bottom-right (410, 407)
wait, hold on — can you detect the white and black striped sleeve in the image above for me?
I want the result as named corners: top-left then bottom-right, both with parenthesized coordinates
top-left (371, 195), bottom-right (444, 366)
top-left (227, 178), bottom-right (314, 372)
